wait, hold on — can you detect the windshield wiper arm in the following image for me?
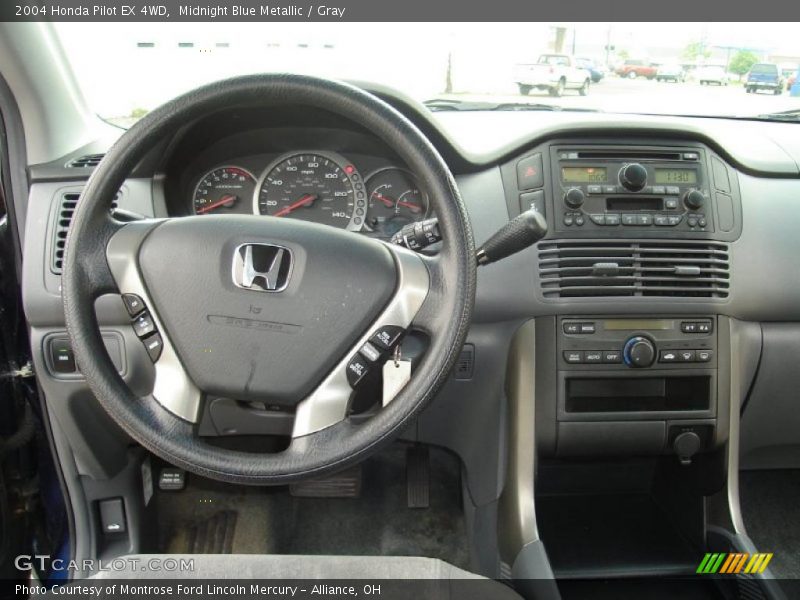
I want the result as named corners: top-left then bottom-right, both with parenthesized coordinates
top-left (753, 108), bottom-right (800, 122)
top-left (423, 98), bottom-right (599, 113)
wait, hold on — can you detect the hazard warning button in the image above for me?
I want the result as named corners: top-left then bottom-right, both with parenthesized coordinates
top-left (516, 153), bottom-right (543, 190)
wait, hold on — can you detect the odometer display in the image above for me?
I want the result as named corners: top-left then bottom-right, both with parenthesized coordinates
top-left (254, 152), bottom-right (361, 229)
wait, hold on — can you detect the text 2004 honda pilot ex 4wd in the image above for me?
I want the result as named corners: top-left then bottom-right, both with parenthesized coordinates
top-left (1, 16), bottom-right (800, 600)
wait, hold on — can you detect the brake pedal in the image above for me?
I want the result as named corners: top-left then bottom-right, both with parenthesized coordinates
top-left (290, 465), bottom-right (362, 498)
top-left (406, 445), bottom-right (430, 508)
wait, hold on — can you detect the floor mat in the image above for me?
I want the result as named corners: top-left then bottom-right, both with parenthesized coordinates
top-left (155, 444), bottom-right (468, 568)
top-left (739, 469), bottom-right (800, 579)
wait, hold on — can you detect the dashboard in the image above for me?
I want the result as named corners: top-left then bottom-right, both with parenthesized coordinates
top-left (161, 108), bottom-right (433, 239)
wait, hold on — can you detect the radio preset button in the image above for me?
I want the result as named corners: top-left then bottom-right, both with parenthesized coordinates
top-left (654, 215), bottom-right (670, 226)
top-left (622, 214), bottom-right (637, 225)
top-left (667, 215), bottom-right (683, 226)
top-left (637, 214), bottom-right (653, 226)
top-left (589, 214), bottom-right (605, 225)
top-left (604, 214), bottom-right (620, 225)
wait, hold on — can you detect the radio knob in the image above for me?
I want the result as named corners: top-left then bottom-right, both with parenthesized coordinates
top-left (684, 189), bottom-right (705, 210)
top-left (619, 163), bottom-right (648, 192)
top-left (623, 336), bottom-right (656, 368)
top-left (564, 187), bottom-right (585, 209)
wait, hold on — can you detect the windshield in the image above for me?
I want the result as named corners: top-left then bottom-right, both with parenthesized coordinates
top-left (54, 22), bottom-right (800, 125)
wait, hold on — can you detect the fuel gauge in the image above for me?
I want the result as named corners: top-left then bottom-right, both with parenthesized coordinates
top-left (365, 167), bottom-right (427, 237)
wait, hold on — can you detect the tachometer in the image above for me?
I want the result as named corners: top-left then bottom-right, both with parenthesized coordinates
top-left (254, 152), bottom-right (365, 229)
top-left (365, 167), bottom-right (427, 236)
top-left (193, 166), bottom-right (256, 215)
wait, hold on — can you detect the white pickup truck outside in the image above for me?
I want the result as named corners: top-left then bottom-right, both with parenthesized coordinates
top-left (514, 54), bottom-right (592, 97)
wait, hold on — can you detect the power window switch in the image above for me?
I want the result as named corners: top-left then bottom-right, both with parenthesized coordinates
top-left (99, 498), bottom-right (126, 534)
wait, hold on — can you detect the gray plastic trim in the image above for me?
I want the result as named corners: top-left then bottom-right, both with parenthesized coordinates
top-left (106, 220), bottom-right (203, 423)
top-left (292, 243), bottom-right (429, 437)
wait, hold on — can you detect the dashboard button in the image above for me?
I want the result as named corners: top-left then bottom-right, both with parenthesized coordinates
top-left (654, 215), bottom-right (670, 226)
top-left (696, 350), bottom-right (713, 362)
top-left (637, 214), bottom-right (653, 226)
top-left (563, 322), bottom-right (580, 334)
top-left (603, 185), bottom-right (618, 194)
top-left (579, 322), bottom-right (596, 334)
top-left (142, 333), bottom-right (163, 362)
top-left (666, 186), bottom-right (680, 196)
top-left (651, 185), bottom-right (666, 195)
top-left (681, 321), bottom-right (698, 333)
top-left (603, 350), bottom-right (622, 363)
top-left (563, 215), bottom-right (574, 226)
top-left (574, 215), bottom-right (585, 226)
top-left (665, 198), bottom-right (679, 209)
top-left (585, 350), bottom-right (602, 363)
top-left (122, 294), bottom-right (145, 317)
top-left (519, 190), bottom-right (545, 216)
top-left (589, 214), bottom-right (605, 225)
top-left (346, 355), bottom-right (370, 387)
top-left (563, 351), bottom-right (584, 364)
top-left (678, 350), bottom-right (696, 362)
top-left (697, 321), bottom-right (713, 333)
top-left (687, 217), bottom-right (698, 227)
top-left (587, 185), bottom-right (602, 194)
top-left (622, 214), bottom-right (637, 225)
top-left (517, 154), bottom-right (543, 190)
top-left (371, 326), bottom-right (404, 351)
top-left (659, 350), bottom-right (678, 363)
top-left (604, 214), bottom-right (620, 226)
top-left (50, 339), bottom-right (77, 374)
top-left (132, 312), bottom-right (156, 338)
top-left (667, 215), bottom-right (683, 226)
top-left (698, 218), bottom-right (707, 227)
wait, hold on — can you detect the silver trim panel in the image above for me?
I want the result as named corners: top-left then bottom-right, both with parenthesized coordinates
top-left (292, 243), bottom-right (430, 437)
top-left (106, 221), bottom-right (203, 423)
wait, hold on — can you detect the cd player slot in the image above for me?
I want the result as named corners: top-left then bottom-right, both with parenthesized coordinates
top-left (575, 151), bottom-right (683, 161)
top-left (606, 197), bottom-right (663, 211)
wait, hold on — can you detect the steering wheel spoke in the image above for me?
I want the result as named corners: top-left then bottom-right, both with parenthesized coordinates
top-left (292, 243), bottom-right (429, 437)
top-left (105, 220), bottom-right (204, 423)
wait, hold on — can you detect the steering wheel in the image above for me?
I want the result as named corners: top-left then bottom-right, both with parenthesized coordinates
top-left (62, 74), bottom-right (476, 485)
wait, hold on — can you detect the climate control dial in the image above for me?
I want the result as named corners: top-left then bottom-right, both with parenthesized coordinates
top-left (623, 336), bottom-right (656, 368)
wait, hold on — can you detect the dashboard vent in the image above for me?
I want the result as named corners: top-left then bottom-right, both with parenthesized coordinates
top-left (538, 240), bottom-right (730, 299)
top-left (66, 154), bottom-right (105, 168)
top-left (51, 191), bottom-right (118, 274)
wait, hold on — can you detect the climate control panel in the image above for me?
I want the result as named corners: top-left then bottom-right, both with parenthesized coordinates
top-left (559, 317), bottom-right (716, 371)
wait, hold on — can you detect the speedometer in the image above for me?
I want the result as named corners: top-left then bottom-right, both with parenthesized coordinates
top-left (254, 152), bottom-right (365, 229)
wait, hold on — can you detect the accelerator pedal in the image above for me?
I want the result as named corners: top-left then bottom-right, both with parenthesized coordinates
top-left (290, 465), bottom-right (362, 498)
top-left (406, 445), bottom-right (430, 508)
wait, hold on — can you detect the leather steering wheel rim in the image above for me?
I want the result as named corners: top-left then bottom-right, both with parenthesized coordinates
top-left (62, 74), bottom-right (476, 485)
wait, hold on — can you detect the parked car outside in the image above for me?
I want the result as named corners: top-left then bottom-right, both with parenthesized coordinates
top-left (655, 64), bottom-right (685, 82)
top-left (615, 59), bottom-right (658, 79)
top-left (695, 65), bottom-right (729, 86)
top-left (514, 54), bottom-right (592, 97)
top-left (745, 63), bottom-right (785, 94)
top-left (576, 57), bottom-right (606, 83)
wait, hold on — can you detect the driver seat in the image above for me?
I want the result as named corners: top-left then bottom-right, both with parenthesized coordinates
top-left (90, 554), bottom-right (523, 599)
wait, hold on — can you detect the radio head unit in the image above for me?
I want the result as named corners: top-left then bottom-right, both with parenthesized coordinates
top-left (550, 146), bottom-right (713, 235)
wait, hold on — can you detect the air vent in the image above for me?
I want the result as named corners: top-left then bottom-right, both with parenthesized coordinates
top-left (66, 154), bottom-right (104, 168)
top-left (51, 191), bottom-right (119, 274)
top-left (538, 240), bottom-right (730, 299)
